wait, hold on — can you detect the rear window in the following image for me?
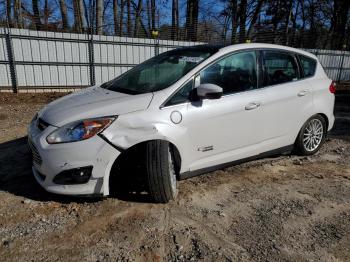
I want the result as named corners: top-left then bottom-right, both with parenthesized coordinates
top-left (299, 55), bottom-right (317, 77)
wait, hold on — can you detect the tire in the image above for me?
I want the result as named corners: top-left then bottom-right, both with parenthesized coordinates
top-left (294, 115), bottom-right (327, 156)
top-left (146, 140), bottom-right (178, 203)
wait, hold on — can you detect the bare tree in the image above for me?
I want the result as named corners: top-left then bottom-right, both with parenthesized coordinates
top-left (14, 0), bottom-right (23, 28)
top-left (247, 0), bottom-right (264, 40)
top-left (134, 0), bottom-right (143, 37)
top-left (43, 0), bottom-right (50, 29)
top-left (79, 0), bottom-right (86, 31)
top-left (151, 0), bottom-right (156, 31)
top-left (113, 0), bottom-right (118, 35)
top-left (146, 0), bottom-right (152, 32)
top-left (6, 0), bottom-right (11, 26)
top-left (230, 0), bottom-right (238, 43)
top-left (32, 0), bottom-right (42, 30)
top-left (118, 0), bottom-right (125, 35)
top-left (59, 0), bottom-right (69, 30)
top-left (284, 0), bottom-right (293, 45)
top-left (171, 0), bottom-right (179, 40)
top-left (289, 0), bottom-right (300, 46)
top-left (127, 0), bottom-right (131, 36)
top-left (238, 0), bottom-right (247, 43)
top-left (96, 0), bottom-right (104, 34)
top-left (221, 12), bottom-right (230, 42)
top-left (185, 0), bottom-right (199, 41)
top-left (73, 0), bottom-right (86, 33)
top-left (331, 0), bottom-right (350, 49)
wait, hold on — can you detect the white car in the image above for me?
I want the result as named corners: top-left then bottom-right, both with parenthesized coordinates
top-left (28, 43), bottom-right (335, 203)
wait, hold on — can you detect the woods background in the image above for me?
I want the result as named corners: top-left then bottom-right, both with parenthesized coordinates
top-left (1, 0), bottom-right (350, 50)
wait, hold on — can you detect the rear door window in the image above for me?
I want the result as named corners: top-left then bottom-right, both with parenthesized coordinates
top-left (262, 51), bottom-right (299, 87)
top-left (299, 55), bottom-right (317, 78)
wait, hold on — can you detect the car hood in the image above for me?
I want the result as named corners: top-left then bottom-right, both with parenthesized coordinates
top-left (39, 86), bottom-right (153, 127)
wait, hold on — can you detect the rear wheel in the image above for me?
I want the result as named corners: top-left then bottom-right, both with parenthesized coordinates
top-left (146, 140), bottom-right (178, 203)
top-left (295, 115), bottom-right (327, 155)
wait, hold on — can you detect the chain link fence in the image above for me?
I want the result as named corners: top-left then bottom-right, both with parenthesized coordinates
top-left (0, 27), bottom-right (204, 92)
top-left (0, 26), bottom-right (350, 92)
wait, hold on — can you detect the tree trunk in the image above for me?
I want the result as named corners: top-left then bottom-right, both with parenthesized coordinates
top-left (113, 0), bottom-right (118, 35)
top-left (146, 0), bottom-right (151, 33)
top-left (32, 0), bottom-right (42, 30)
top-left (238, 0), bottom-right (247, 43)
top-left (151, 0), bottom-right (156, 31)
top-left (290, 0), bottom-right (300, 47)
top-left (127, 0), bottom-right (131, 36)
top-left (73, 0), bottom-right (81, 32)
top-left (299, 0), bottom-right (306, 47)
top-left (332, 0), bottom-right (350, 49)
top-left (43, 0), bottom-right (49, 29)
top-left (73, 0), bottom-right (79, 32)
top-left (59, 0), bottom-right (69, 30)
top-left (78, 0), bottom-right (86, 32)
top-left (285, 0), bottom-right (293, 45)
top-left (119, 0), bottom-right (125, 35)
top-left (96, 0), bottom-right (104, 34)
top-left (134, 0), bottom-right (142, 37)
top-left (185, 0), bottom-right (199, 41)
top-left (171, 0), bottom-right (179, 40)
top-left (222, 15), bottom-right (229, 42)
top-left (6, 0), bottom-right (12, 26)
top-left (246, 0), bottom-right (264, 40)
top-left (14, 0), bottom-right (23, 28)
top-left (230, 0), bottom-right (238, 44)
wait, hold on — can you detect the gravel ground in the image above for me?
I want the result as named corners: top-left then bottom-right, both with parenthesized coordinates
top-left (0, 92), bottom-right (349, 262)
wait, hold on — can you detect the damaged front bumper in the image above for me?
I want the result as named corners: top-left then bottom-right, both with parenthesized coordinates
top-left (28, 118), bottom-right (121, 196)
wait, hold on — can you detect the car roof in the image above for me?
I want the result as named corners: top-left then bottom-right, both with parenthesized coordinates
top-left (180, 43), bottom-right (317, 60)
top-left (218, 43), bottom-right (317, 59)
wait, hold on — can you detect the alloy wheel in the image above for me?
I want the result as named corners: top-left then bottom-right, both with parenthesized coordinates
top-left (303, 118), bottom-right (324, 152)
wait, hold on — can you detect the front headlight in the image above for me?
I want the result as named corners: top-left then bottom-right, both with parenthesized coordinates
top-left (46, 117), bottom-right (116, 144)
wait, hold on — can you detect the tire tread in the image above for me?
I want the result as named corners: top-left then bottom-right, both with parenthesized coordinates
top-left (146, 140), bottom-right (176, 203)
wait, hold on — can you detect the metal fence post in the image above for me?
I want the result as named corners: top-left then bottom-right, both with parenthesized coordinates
top-left (4, 28), bottom-right (18, 93)
top-left (88, 35), bottom-right (96, 86)
top-left (337, 51), bottom-right (345, 82)
top-left (155, 38), bottom-right (159, 56)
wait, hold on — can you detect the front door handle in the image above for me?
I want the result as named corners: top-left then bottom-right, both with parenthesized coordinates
top-left (298, 90), bottom-right (309, 97)
top-left (245, 102), bottom-right (260, 110)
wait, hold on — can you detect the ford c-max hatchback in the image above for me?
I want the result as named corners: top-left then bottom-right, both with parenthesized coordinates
top-left (28, 43), bottom-right (335, 203)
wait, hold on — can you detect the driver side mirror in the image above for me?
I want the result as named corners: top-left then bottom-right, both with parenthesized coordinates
top-left (195, 83), bottom-right (223, 100)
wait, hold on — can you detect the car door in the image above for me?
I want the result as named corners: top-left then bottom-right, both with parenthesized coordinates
top-left (183, 50), bottom-right (266, 171)
top-left (257, 50), bottom-right (314, 151)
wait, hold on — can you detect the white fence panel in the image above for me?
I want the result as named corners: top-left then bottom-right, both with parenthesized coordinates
top-left (1, 27), bottom-right (350, 90)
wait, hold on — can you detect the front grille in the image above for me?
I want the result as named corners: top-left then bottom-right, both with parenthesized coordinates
top-left (28, 138), bottom-right (42, 165)
top-left (37, 118), bottom-right (49, 131)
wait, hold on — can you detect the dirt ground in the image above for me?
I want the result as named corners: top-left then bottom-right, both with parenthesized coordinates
top-left (0, 91), bottom-right (349, 262)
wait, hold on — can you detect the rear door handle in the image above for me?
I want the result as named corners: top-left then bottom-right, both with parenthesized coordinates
top-left (245, 102), bottom-right (260, 110)
top-left (298, 90), bottom-right (309, 97)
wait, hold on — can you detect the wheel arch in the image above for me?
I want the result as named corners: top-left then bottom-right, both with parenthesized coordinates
top-left (106, 139), bottom-right (182, 196)
top-left (317, 113), bottom-right (329, 130)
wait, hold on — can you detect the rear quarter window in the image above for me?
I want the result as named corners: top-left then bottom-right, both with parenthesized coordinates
top-left (299, 55), bottom-right (317, 78)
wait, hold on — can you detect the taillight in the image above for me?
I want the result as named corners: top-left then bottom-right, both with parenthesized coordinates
top-left (329, 81), bottom-right (336, 94)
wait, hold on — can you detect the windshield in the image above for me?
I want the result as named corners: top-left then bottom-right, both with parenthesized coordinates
top-left (101, 48), bottom-right (215, 94)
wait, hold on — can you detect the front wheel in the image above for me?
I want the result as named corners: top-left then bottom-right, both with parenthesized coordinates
top-left (294, 115), bottom-right (327, 155)
top-left (146, 140), bottom-right (178, 203)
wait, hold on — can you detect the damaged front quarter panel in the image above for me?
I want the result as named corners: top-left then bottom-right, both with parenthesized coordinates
top-left (100, 105), bottom-right (190, 172)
